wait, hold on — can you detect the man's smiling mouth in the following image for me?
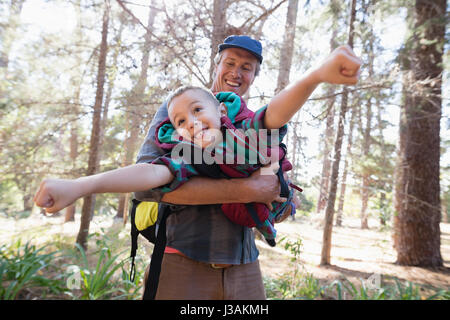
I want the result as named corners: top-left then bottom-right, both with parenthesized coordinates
top-left (225, 80), bottom-right (240, 87)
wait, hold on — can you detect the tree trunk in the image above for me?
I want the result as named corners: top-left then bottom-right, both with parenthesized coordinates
top-left (360, 94), bottom-right (372, 229)
top-left (320, 0), bottom-right (356, 266)
top-left (393, 70), bottom-right (409, 251)
top-left (317, 21), bottom-right (338, 215)
top-left (317, 87), bottom-right (336, 214)
top-left (336, 105), bottom-right (355, 226)
top-left (208, 0), bottom-right (227, 86)
top-left (394, 0), bottom-right (445, 267)
top-left (360, 36), bottom-right (375, 229)
top-left (116, 3), bottom-right (158, 222)
top-left (379, 192), bottom-right (387, 226)
top-left (376, 94), bottom-right (388, 226)
top-left (76, 0), bottom-right (110, 250)
top-left (65, 0), bottom-right (83, 224)
top-left (274, 0), bottom-right (299, 182)
top-left (275, 0), bottom-right (299, 95)
top-left (0, 0), bottom-right (25, 71)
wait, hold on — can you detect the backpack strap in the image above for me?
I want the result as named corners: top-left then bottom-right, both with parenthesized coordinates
top-left (277, 143), bottom-right (290, 198)
top-left (142, 203), bottom-right (171, 300)
top-left (129, 198), bottom-right (142, 283)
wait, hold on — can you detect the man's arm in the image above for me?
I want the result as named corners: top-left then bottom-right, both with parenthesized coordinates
top-left (161, 163), bottom-right (286, 210)
top-left (264, 45), bottom-right (362, 130)
top-left (135, 101), bottom-right (284, 207)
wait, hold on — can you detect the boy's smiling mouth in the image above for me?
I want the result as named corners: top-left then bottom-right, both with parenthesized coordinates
top-left (194, 127), bottom-right (210, 140)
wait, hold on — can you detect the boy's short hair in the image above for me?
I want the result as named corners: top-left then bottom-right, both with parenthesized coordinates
top-left (166, 86), bottom-right (219, 109)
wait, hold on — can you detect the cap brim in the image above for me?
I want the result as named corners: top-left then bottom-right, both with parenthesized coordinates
top-left (218, 44), bottom-right (263, 63)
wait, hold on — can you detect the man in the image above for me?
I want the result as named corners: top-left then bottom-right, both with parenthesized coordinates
top-left (135, 35), bottom-right (361, 299)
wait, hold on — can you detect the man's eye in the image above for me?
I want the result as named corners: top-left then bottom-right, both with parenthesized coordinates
top-left (194, 107), bottom-right (202, 113)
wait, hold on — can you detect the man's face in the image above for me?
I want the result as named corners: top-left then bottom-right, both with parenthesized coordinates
top-left (211, 47), bottom-right (258, 97)
top-left (168, 89), bottom-right (223, 148)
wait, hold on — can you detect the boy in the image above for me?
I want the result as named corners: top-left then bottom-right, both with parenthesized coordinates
top-left (150, 86), bottom-right (298, 246)
top-left (34, 85), bottom-right (294, 245)
top-left (34, 45), bottom-right (361, 244)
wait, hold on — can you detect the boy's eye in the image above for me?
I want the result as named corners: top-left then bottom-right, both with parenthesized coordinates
top-left (194, 107), bottom-right (202, 113)
top-left (177, 119), bottom-right (185, 126)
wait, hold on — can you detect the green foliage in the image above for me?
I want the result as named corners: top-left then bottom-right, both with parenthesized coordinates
top-left (0, 240), bottom-right (66, 299)
top-left (70, 244), bottom-right (127, 300)
top-left (264, 272), bottom-right (326, 300)
top-left (0, 230), bottom-right (146, 300)
top-left (265, 272), bottom-right (450, 300)
top-left (280, 237), bottom-right (303, 262)
top-left (264, 234), bottom-right (449, 300)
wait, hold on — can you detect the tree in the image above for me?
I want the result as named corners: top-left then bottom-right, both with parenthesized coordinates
top-left (76, 0), bottom-right (110, 250)
top-left (394, 0), bottom-right (446, 267)
top-left (317, 0), bottom-right (340, 214)
top-left (65, 0), bottom-right (84, 223)
top-left (208, 0), bottom-right (227, 86)
top-left (320, 0), bottom-right (356, 266)
top-left (0, 0), bottom-right (25, 73)
top-left (275, 0), bottom-right (299, 95)
top-left (358, 2), bottom-right (376, 229)
top-left (336, 102), bottom-right (356, 226)
top-left (116, 2), bottom-right (159, 221)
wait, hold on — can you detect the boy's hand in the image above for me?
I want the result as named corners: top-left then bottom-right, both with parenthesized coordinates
top-left (34, 179), bottom-right (84, 213)
top-left (314, 45), bottom-right (362, 85)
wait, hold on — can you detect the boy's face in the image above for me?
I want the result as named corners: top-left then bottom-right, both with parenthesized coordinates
top-left (168, 89), bottom-right (225, 148)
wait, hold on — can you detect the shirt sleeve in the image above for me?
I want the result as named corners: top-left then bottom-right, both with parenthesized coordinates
top-left (134, 101), bottom-right (169, 202)
top-left (151, 153), bottom-right (200, 193)
top-left (241, 104), bottom-right (288, 144)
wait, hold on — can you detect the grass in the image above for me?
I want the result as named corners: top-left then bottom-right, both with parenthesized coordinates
top-left (264, 236), bottom-right (450, 300)
top-left (1, 213), bottom-right (449, 300)
top-left (0, 230), bottom-right (147, 300)
top-left (0, 239), bottom-right (66, 299)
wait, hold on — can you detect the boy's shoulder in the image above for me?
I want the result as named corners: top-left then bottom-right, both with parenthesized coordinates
top-left (214, 91), bottom-right (254, 123)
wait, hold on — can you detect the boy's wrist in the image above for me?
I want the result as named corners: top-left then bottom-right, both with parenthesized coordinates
top-left (307, 67), bottom-right (324, 86)
top-left (75, 176), bottom-right (93, 198)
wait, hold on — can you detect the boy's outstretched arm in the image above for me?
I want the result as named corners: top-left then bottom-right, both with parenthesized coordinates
top-left (264, 45), bottom-right (362, 130)
top-left (34, 163), bottom-right (173, 213)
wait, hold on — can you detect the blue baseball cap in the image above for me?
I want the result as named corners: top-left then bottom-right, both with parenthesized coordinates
top-left (218, 35), bottom-right (263, 63)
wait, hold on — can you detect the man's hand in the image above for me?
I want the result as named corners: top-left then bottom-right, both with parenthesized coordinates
top-left (34, 179), bottom-right (84, 213)
top-left (314, 45), bottom-right (362, 85)
top-left (245, 162), bottom-right (286, 211)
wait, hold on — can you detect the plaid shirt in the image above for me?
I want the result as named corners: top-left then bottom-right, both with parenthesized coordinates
top-left (135, 95), bottom-right (260, 264)
top-left (151, 92), bottom-right (293, 242)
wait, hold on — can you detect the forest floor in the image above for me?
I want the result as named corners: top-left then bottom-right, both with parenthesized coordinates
top-left (1, 211), bottom-right (449, 299)
top-left (258, 213), bottom-right (450, 295)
